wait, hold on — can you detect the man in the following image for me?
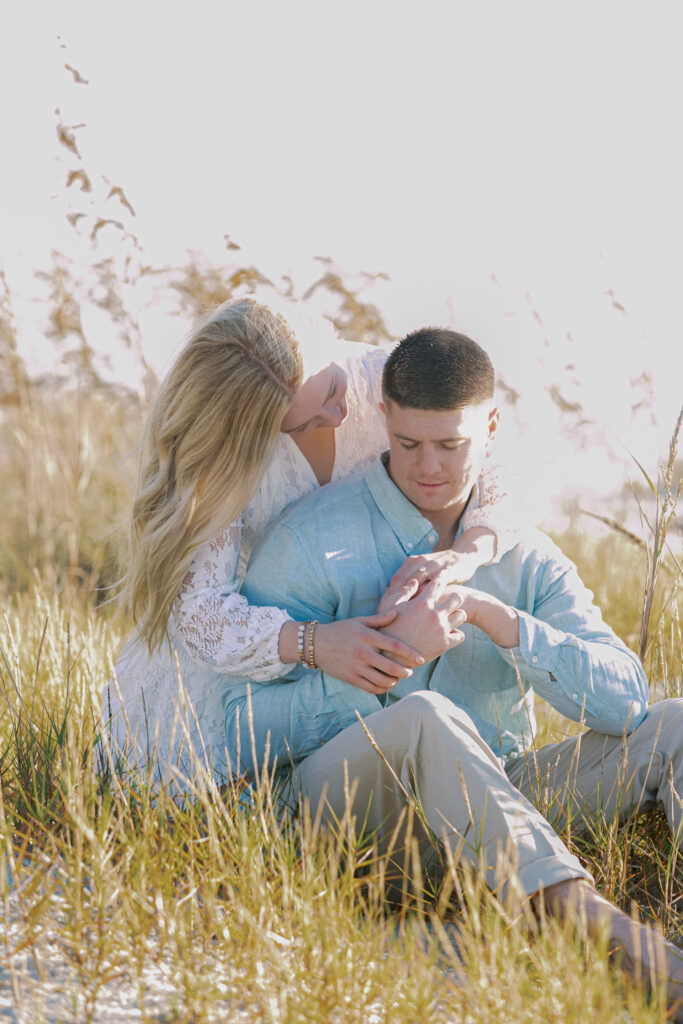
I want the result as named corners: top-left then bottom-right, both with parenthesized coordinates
top-left (222, 328), bottom-right (682, 1010)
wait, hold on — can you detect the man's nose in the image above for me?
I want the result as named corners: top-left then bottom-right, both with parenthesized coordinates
top-left (417, 447), bottom-right (442, 476)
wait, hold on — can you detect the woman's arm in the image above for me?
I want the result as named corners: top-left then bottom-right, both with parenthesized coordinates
top-left (174, 517), bottom-right (424, 687)
top-left (173, 517), bottom-right (295, 681)
top-left (460, 455), bottom-right (523, 563)
top-left (381, 457), bottom-right (524, 603)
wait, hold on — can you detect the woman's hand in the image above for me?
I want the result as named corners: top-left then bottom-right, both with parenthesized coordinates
top-left (383, 528), bottom-right (498, 611)
top-left (380, 550), bottom-right (466, 615)
top-left (313, 614), bottom-right (426, 695)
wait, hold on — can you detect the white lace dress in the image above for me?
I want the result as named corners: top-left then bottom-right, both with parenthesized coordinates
top-left (105, 343), bottom-right (518, 784)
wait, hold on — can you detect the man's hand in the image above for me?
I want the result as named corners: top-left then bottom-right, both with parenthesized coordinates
top-left (377, 579), bottom-right (468, 665)
top-left (378, 579), bottom-right (521, 665)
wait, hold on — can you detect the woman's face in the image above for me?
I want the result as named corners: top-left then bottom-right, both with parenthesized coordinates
top-left (280, 363), bottom-right (348, 437)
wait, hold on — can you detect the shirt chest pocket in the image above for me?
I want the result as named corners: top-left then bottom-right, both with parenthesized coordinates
top-left (469, 629), bottom-right (513, 692)
top-left (436, 628), bottom-right (511, 696)
top-left (334, 569), bottom-right (387, 619)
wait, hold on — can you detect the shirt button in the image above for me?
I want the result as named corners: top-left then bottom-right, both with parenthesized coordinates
top-left (406, 542), bottom-right (413, 550)
top-left (572, 692), bottom-right (579, 700)
top-left (428, 533), bottom-right (437, 544)
top-left (531, 655), bottom-right (538, 664)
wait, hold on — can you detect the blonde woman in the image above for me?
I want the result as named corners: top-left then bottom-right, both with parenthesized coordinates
top-left (107, 297), bottom-right (522, 782)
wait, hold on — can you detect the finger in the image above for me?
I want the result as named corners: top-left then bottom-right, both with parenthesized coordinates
top-left (437, 590), bottom-right (465, 611)
top-left (361, 611), bottom-right (398, 628)
top-left (447, 609), bottom-right (467, 628)
top-left (366, 652), bottom-right (415, 679)
top-left (359, 667), bottom-right (404, 690)
top-left (387, 570), bottom-right (410, 593)
top-left (353, 675), bottom-right (399, 695)
top-left (388, 557), bottom-right (426, 589)
top-left (384, 579), bottom-right (420, 609)
top-left (373, 635), bottom-right (426, 667)
top-left (448, 629), bottom-right (466, 648)
top-left (420, 577), bottom-right (444, 601)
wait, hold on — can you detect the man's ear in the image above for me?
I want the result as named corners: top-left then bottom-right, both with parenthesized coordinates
top-left (378, 399), bottom-right (387, 419)
top-left (487, 406), bottom-right (500, 440)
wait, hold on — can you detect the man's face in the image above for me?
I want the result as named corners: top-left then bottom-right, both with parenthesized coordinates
top-left (380, 399), bottom-right (499, 519)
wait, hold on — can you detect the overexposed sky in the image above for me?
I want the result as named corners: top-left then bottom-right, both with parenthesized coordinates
top-left (2, 0), bottom-right (682, 518)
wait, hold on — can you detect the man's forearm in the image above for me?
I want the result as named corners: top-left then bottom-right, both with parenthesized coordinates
top-left (462, 591), bottom-right (520, 648)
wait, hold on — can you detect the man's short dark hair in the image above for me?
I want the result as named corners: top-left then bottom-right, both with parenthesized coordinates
top-left (382, 327), bottom-right (495, 410)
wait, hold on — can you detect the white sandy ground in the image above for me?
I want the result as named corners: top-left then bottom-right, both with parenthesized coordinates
top-left (1, 859), bottom-right (254, 1023)
top-left (0, 895), bottom-right (641, 1024)
top-left (1, 863), bottom-right (467, 1023)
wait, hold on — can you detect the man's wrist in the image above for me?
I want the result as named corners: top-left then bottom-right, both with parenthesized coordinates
top-left (376, 618), bottom-right (417, 668)
top-left (463, 591), bottom-right (520, 648)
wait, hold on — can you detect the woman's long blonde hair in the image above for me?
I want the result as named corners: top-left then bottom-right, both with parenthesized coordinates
top-left (123, 297), bottom-right (303, 652)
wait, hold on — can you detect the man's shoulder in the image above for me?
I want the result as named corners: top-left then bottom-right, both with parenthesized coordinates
top-left (511, 528), bottom-right (571, 565)
top-left (272, 472), bottom-right (371, 534)
top-left (491, 527), bottom-right (579, 583)
top-left (472, 528), bottom-right (587, 614)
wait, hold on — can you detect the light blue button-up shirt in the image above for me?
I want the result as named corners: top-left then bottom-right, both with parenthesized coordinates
top-left (221, 456), bottom-right (648, 776)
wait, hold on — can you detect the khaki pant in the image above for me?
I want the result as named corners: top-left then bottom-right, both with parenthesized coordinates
top-left (291, 691), bottom-right (592, 903)
top-left (506, 697), bottom-right (683, 845)
top-left (292, 692), bottom-right (683, 903)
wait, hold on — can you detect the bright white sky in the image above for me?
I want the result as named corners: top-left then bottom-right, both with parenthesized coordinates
top-left (2, 0), bottom-right (682, 523)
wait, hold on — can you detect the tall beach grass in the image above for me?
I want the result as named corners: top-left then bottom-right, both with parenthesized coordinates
top-left (0, 63), bottom-right (680, 1016)
top-left (0, 357), bottom-right (680, 1020)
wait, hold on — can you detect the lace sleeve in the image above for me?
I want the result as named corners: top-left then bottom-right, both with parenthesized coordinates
top-left (461, 456), bottom-right (525, 565)
top-left (172, 518), bottom-right (294, 681)
top-left (361, 343), bottom-right (393, 410)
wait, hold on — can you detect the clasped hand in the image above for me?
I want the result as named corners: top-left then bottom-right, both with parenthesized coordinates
top-left (306, 551), bottom-right (481, 697)
top-left (377, 576), bottom-right (469, 666)
top-left (382, 547), bottom-right (481, 611)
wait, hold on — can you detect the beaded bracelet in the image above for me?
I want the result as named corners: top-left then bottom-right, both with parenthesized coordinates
top-left (297, 621), bottom-right (307, 665)
top-left (305, 619), bottom-right (319, 670)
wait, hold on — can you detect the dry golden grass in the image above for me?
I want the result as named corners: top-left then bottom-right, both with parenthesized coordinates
top-left (2, 57), bottom-right (679, 1017)
top-left (0, 382), bottom-right (680, 1022)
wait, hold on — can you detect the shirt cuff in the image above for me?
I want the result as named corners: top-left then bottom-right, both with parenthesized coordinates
top-left (495, 611), bottom-right (566, 685)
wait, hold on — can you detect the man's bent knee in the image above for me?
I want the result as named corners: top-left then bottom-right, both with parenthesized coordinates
top-left (635, 697), bottom-right (683, 752)
top-left (383, 690), bottom-right (479, 742)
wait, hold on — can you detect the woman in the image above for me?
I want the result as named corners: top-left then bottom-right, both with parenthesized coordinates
top-left (106, 297), bottom-right (521, 783)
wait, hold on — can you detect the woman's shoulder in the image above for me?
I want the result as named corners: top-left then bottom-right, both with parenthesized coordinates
top-left (340, 339), bottom-right (391, 377)
top-left (340, 341), bottom-right (392, 413)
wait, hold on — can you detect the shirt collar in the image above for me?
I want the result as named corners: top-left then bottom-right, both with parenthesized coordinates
top-left (365, 454), bottom-right (438, 554)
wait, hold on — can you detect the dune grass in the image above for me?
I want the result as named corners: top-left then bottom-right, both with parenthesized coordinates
top-left (0, 383), bottom-right (680, 1022)
top-left (2, 56), bottom-right (679, 1016)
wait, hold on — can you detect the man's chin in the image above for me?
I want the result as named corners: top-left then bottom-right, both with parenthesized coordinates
top-left (411, 492), bottom-right (459, 513)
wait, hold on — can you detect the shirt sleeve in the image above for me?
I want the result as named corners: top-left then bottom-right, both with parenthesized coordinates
top-left (495, 552), bottom-right (648, 735)
top-left (461, 456), bottom-right (524, 564)
top-left (172, 517), bottom-right (294, 681)
top-left (241, 522), bottom-right (339, 631)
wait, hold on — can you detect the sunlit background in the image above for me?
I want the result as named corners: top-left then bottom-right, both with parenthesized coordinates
top-left (3, 0), bottom-right (681, 529)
